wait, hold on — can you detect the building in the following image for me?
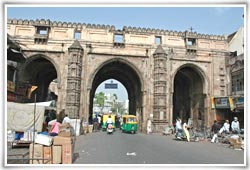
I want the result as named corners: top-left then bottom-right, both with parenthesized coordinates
top-left (7, 34), bottom-right (27, 102)
top-left (226, 26), bottom-right (244, 128)
top-left (7, 18), bottom-right (230, 133)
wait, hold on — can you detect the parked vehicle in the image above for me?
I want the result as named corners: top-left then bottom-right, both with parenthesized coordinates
top-left (162, 125), bottom-right (175, 135)
top-left (175, 128), bottom-right (200, 142)
top-left (121, 115), bottom-right (137, 134)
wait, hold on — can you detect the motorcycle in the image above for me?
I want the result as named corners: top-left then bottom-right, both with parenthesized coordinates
top-left (175, 128), bottom-right (199, 142)
top-left (107, 123), bottom-right (113, 134)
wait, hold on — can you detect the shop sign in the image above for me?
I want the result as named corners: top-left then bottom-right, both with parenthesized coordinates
top-left (235, 97), bottom-right (244, 109)
top-left (7, 80), bottom-right (15, 92)
top-left (214, 97), bottom-right (230, 109)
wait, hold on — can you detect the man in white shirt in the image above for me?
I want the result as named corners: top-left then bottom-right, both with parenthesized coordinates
top-left (219, 119), bottom-right (230, 134)
top-left (62, 114), bottom-right (71, 124)
top-left (106, 115), bottom-right (113, 127)
top-left (231, 117), bottom-right (240, 134)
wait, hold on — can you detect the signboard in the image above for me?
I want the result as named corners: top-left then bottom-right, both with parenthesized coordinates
top-left (235, 97), bottom-right (244, 109)
top-left (105, 83), bottom-right (118, 89)
top-left (214, 97), bottom-right (230, 109)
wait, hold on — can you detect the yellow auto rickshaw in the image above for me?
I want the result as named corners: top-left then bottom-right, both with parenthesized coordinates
top-left (101, 114), bottom-right (115, 131)
top-left (121, 115), bottom-right (138, 134)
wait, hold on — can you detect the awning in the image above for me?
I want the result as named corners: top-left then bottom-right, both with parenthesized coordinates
top-left (7, 48), bottom-right (26, 62)
top-left (26, 101), bottom-right (53, 107)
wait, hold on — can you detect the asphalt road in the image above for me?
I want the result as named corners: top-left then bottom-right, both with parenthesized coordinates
top-left (73, 129), bottom-right (244, 165)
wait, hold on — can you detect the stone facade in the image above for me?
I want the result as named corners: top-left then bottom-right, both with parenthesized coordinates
top-left (7, 18), bottom-right (229, 133)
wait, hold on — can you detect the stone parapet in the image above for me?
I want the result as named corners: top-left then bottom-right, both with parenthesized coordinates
top-left (8, 18), bottom-right (226, 41)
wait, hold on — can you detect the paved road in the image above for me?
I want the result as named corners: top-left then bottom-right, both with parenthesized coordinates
top-left (73, 129), bottom-right (244, 165)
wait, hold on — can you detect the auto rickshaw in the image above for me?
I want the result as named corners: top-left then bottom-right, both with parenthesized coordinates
top-left (101, 114), bottom-right (116, 131)
top-left (121, 115), bottom-right (138, 134)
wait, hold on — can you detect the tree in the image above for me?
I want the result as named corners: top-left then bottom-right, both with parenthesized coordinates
top-left (94, 92), bottom-right (107, 113)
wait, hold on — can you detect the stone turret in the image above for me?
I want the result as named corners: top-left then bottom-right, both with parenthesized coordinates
top-left (65, 40), bottom-right (83, 118)
top-left (152, 45), bottom-right (168, 132)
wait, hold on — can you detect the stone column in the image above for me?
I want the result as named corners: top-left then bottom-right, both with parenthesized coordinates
top-left (152, 45), bottom-right (168, 132)
top-left (65, 40), bottom-right (83, 118)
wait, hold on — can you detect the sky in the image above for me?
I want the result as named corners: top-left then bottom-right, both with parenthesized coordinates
top-left (6, 5), bottom-right (245, 101)
top-left (6, 6), bottom-right (244, 35)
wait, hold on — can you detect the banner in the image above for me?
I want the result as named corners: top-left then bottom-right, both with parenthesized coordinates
top-left (228, 97), bottom-right (235, 111)
top-left (7, 102), bottom-right (45, 132)
top-left (211, 97), bottom-right (215, 109)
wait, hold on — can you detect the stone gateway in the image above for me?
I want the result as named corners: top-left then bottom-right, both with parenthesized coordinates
top-left (7, 19), bottom-right (229, 133)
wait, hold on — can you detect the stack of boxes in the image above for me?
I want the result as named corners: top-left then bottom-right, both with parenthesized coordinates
top-left (229, 137), bottom-right (243, 150)
top-left (29, 123), bottom-right (75, 164)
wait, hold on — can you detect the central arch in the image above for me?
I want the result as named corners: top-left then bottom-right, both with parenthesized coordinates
top-left (88, 58), bottom-right (143, 124)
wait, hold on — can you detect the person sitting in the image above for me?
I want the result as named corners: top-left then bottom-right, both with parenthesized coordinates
top-left (219, 119), bottom-right (230, 134)
top-left (62, 114), bottom-right (70, 124)
top-left (231, 117), bottom-right (240, 134)
top-left (49, 121), bottom-right (61, 136)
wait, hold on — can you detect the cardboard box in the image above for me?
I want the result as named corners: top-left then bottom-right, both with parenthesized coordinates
top-left (35, 134), bottom-right (53, 146)
top-left (29, 144), bottom-right (43, 164)
top-left (58, 126), bottom-right (74, 137)
top-left (43, 146), bottom-right (52, 164)
top-left (52, 145), bottom-right (62, 164)
top-left (58, 130), bottom-right (71, 137)
top-left (53, 136), bottom-right (72, 145)
top-left (62, 144), bottom-right (73, 164)
top-left (233, 143), bottom-right (242, 149)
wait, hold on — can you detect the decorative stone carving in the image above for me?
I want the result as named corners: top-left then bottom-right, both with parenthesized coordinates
top-left (65, 40), bottom-right (83, 118)
top-left (153, 45), bottom-right (167, 122)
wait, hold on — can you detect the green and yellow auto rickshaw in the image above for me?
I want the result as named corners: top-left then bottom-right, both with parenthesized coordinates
top-left (102, 114), bottom-right (116, 131)
top-left (121, 115), bottom-right (138, 134)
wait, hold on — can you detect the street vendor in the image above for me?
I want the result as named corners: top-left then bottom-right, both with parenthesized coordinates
top-left (231, 117), bottom-right (240, 134)
top-left (48, 121), bottom-right (61, 136)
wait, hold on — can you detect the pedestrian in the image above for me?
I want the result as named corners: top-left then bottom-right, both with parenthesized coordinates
top-left (182, 120), bottom-right (190, 142)
top-left (93, 115), bottom-right (99, 132)
top-left (231, 117), bottom-right (240, 134)
top-left (147, 118), bottom-right (152, 135)
top-left (175, 117), bottom-right (182, 133)
top-left (97, 115), bottom-right (101, 130)
top-left (211, 120), bottom-right (221, 143)
top-left (219, 119), bottom-right (230, 134)
top-left (62, 114), bottom-right (71, 124)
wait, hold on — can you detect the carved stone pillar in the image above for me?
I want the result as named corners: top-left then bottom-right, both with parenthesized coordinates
top-left (65, 40), bottom-right (83, 118)
top-left (152, 45), bottom-right (168, 132)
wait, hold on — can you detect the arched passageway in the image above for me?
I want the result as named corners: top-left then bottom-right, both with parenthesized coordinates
top-left (173, 66), bottom-right (205, 128)
top-left (20, 55), bottom-right (58, 102)
top-left (89, 59), bottom-right (142, 124)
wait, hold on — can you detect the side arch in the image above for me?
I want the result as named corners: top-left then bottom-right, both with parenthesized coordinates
top-left (171, 63), bottom-right (210, 95)
top-left (171, 63), bottom-right (211, 128)
top-left (18, 53), bottom-right (60, 102)
top-left (19, 53), bottom-right (62, 88)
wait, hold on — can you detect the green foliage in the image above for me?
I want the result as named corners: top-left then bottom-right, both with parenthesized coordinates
top-left (94, 92), bottom-right (107, 113)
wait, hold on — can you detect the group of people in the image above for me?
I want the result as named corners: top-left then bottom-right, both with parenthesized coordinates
top-left (211, 117), bottom-right (240, 143)
top-left (48, 114), bottom-right (71, 136)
